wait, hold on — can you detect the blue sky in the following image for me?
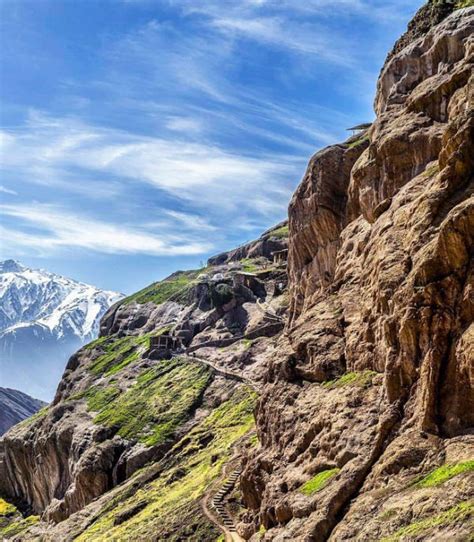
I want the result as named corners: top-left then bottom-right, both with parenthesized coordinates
top-left (0, 0), bottom-right (423, 294)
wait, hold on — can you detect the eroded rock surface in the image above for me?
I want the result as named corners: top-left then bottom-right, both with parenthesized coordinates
top-left (0, 4), bottom-right (472, 542)
top-left (240, 7), bottom-right (474, 541)
top-left (0, 242), bottom-right (288, 532)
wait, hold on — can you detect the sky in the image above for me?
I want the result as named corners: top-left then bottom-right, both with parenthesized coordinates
top-left (0, 0), bottom-right (424, 294)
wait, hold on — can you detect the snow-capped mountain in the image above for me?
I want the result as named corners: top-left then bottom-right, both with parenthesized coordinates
top-left (0, 260), bottom-right (123, 400)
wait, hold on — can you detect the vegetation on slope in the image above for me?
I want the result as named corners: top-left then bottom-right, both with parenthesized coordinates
top-left (300, 468), bottom-right (341, 496)
top-left (381, 500), bottom-right (474, 541)
top-left (322, 370), bottom-right (377, 389)
top-left (87, 358), bottom-right (212, 446)
top-left (121, 269), bottom-right (203, 305)
top-left (75, 386), bottom-right (257, 541)
top-left (0, 498), bottom-right (39, 539)
top-left (455, 0), bottom-right (474, 7)
top-left (270, 225), bottom-right (289, 239)
top-left (347, 133), bottom-right (370, 149)
top-left (88, 334), bottom-right (151, 376)
top-left (415, 461), bottom-right (474, 487)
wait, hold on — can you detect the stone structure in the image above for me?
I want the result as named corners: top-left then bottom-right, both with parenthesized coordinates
top-left (272, 249), bottom-right (288, 265)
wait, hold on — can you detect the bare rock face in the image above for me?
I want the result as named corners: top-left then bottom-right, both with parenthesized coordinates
top-left (241, 7), bottom-right (474, 541)
top-left (208, 221), bottom-right (288, 266)
top-left (288, 139), bottom-right (368, 324)
top-left (0, 5), bottom-right (473, 542)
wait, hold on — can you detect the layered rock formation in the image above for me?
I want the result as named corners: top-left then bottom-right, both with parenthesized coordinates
top-left (0, 247), bottom-right (288, 539)
top-left (0, 3), bottom-right (473, 542)
top-left (239, 5), bottom-right (474, 541)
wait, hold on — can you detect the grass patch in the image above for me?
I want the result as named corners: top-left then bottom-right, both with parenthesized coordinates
top-left (0, 515), bottom-right (40, 539)
top-left (242, 338), bottom-right (254, 350)
top-left (90, 358), bottom-right (212, 447)
top-left (322, 370), bottom-right (377, 389)
top-left (0, 499), bottom-right (16, 517)
top-left (239, 258), bottom-right (259, 273)
top-left (121, 269), bottom-right (202, 306)
top-left (86, 385), bottom-right (121, 412)
top-left (270, 225), bottom-right (289, 239)
top-left (347, 134), bottom-right (370, 149)
top-left (300, 468), bottom-right (340, 496)
top-left (456, 0), bottom-right (474, 7)
top-left (249, 433), bottom-right (260, 447)
top-left (15, 405), bottom-right (49, 429)
top-left (415, 461), bottom-right (474, 488)
top-left (421, 162), bottom-right (440, 178)
top-left (0, 500), bottom-right (40, 540)
top-left (88, 334), bottom-right (150, 376)
top-left (381, 500), bottom-right (474, 541)
top-left (75, 386), bottom-right (257, 541)
top-left (83, 335), bottom-right (109, 350)
top-left (379, 508), bottom-right (398, 521)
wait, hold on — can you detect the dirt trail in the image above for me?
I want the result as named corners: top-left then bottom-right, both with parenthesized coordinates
top-left (186, 354), bottom-right (261, 393)
top-left (191, 354), bottom-right (258, 540)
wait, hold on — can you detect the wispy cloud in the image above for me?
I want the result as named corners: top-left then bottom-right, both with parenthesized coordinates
top-left (0, 111), bottom-right (303, 257)
top-left (0, 0), bottom-right (422, 272)
top-left (0, 185), bottom-right (18, 196)
top-left (0, 203), bottom-right (212, 257)
top-left (1, 111), bottom-right (301, 210)
top-left (208, 16), bottom-right (353, 66)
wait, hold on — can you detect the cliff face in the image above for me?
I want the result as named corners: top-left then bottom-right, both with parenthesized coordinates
top-left (0, 242), bottom-right (288, 539)
top-left (0, 4), bottom-right (473, 542)
top-left (240, 6), bottom-right (474, 541)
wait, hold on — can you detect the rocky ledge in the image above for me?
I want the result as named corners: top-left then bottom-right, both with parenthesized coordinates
top-left (0, 3), bottom-right (472, 542)
top-left (240, 5), bottom-right (474, 541)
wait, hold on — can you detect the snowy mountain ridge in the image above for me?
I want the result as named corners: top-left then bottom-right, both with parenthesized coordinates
top-left (0, 260), bottom-right (123, 400)
top-left (0, 259), bottom-right (122, 340)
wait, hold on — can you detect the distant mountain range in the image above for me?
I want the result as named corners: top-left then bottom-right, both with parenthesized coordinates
top-left (0, 387), bottom-right (46, 435)
top-left (0, 260), bottom-right (123, 400)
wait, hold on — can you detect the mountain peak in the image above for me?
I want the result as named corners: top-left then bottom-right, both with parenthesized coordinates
top-left (0, 259), bottom-right (26, 273)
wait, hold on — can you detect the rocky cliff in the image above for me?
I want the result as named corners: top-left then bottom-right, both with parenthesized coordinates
top-left (0, 237), bottom-right (288, 539)
top-left (239, 4), bottom-right (474, 541)
top-left (0, 3), bottom-right (473, 542)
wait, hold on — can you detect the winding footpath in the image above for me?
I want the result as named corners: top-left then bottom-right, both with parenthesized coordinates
top-left (200, 440), bottom-right (248, 542)
top-left (186, 354), bottom-right (258, 541)
top-left (185, 354), bottom-right (261, 393)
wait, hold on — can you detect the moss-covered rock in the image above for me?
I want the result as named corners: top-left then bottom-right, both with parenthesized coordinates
top-left (300, 468), bottom-right (340, 496)
top-left (89, 358), bottom-right (212, 446)
top-left (121, 269), bottom-right (202, 306)
top-left (75, 386), bottom-right (257, 541)
top-left (0, 499), bottom-right (39, 539)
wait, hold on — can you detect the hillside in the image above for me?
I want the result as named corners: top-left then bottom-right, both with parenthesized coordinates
top-left (0, 388), bottom-right (46, 436)
top-left (0, 2), bottom-right (473, 541)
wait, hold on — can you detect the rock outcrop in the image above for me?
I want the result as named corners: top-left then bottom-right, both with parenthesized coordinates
top-left (0, 3), bottom-right (473, 542)
top-left (239, 5), bottom-right (474, 541)
top-left (0, 246), bottom-right (288, 538)
top-left (208, 222), bottom-right (288, 266)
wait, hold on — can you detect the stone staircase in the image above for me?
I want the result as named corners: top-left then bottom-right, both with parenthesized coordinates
top-left (211, 466), bottom-right (242, 531)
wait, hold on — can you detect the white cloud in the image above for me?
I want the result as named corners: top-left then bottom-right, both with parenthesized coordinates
top-left (0, 112), bottom-right (304, 257)
top-left (209, 16), bottom-right (353, 66)
top-left (0, 112), bottom-right (302, 215)
top-left (165, 116), bottom-right (205, 134)
top-left (0, 203), bottom-right (212, 257)
top-left (0, 185), bottom-right (18, 196)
